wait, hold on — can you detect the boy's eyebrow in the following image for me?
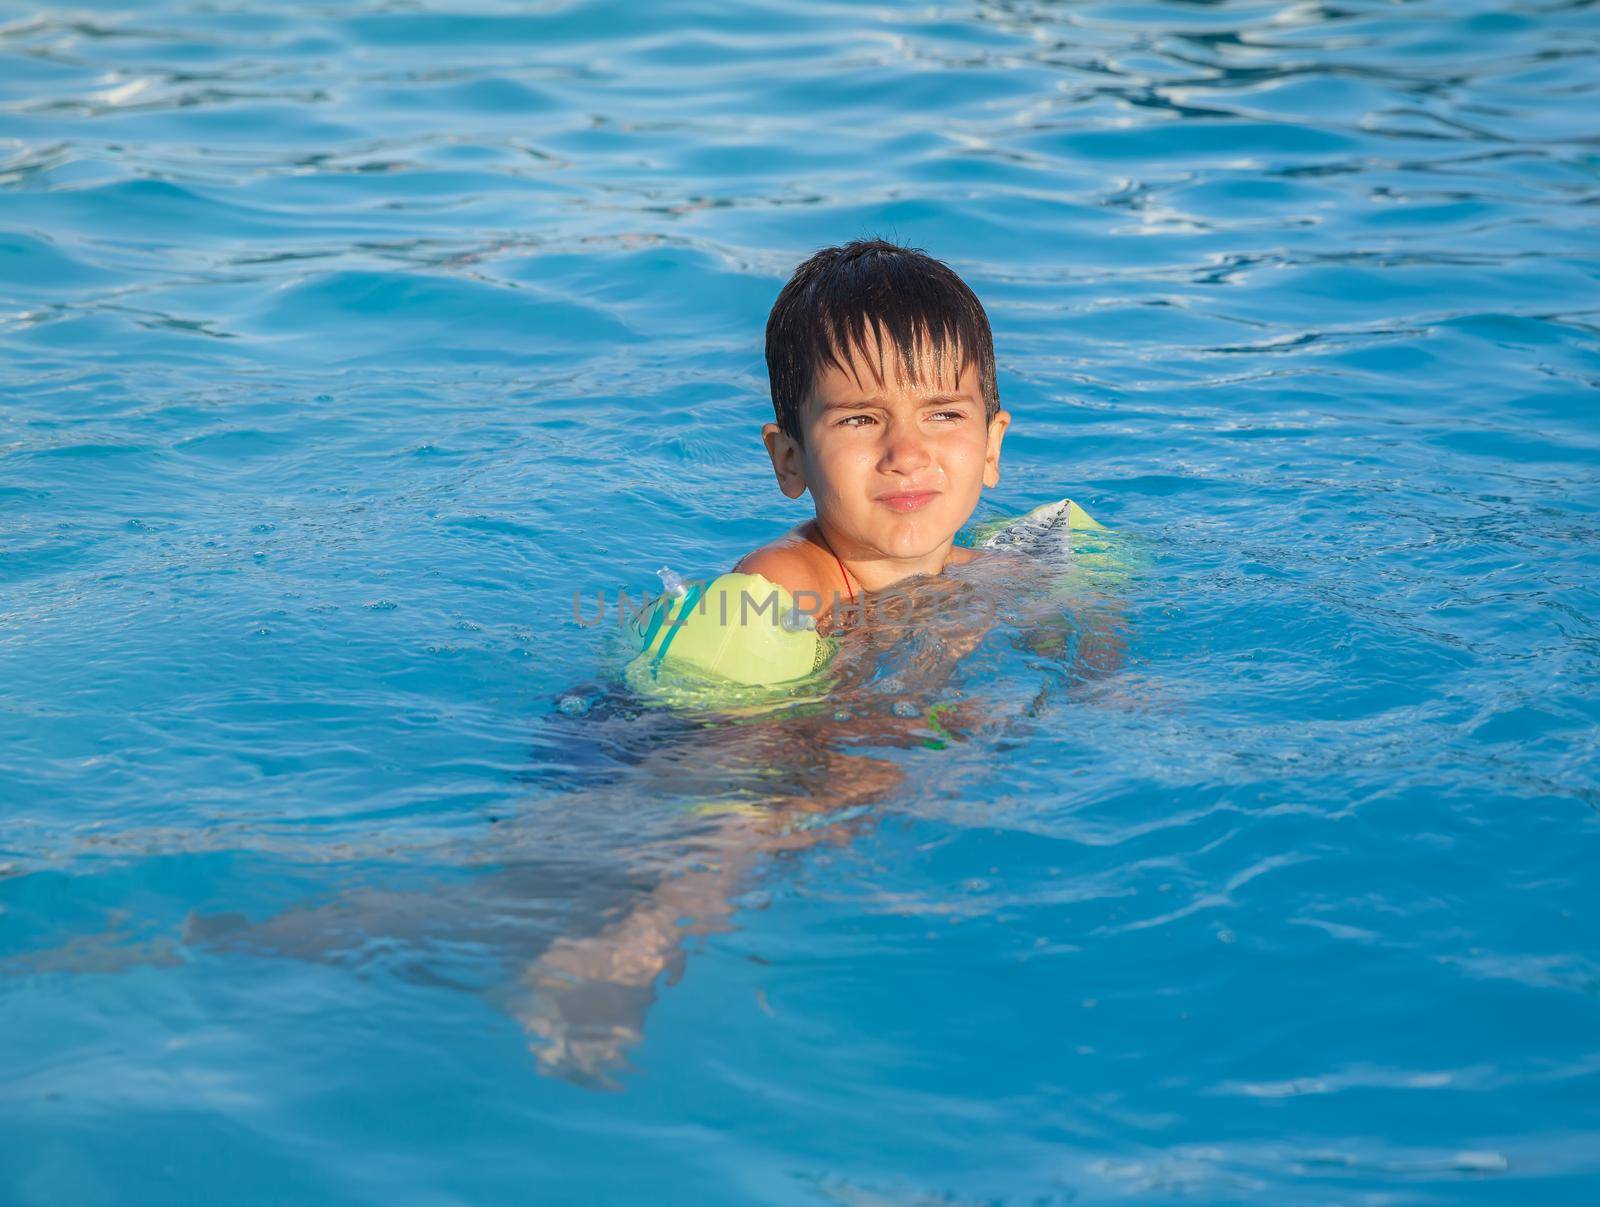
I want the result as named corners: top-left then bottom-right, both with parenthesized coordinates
top-left (820, 393), bottom-right (974, 411)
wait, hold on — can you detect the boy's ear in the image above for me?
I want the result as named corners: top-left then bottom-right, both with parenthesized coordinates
top-left (982, 409), bottom-right (1010, 488)
top-left (761, 422), bottom-right (808, 499)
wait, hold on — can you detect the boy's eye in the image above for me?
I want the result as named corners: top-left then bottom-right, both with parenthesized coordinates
top-left (834, 409), bottom-right (966, 428)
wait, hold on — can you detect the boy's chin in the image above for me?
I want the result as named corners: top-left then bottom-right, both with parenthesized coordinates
top-left (874, 524), bottom-right (959, 561)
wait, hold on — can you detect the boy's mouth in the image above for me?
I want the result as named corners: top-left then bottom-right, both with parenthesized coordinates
top-left (875, 490), bottom-right (940, 513)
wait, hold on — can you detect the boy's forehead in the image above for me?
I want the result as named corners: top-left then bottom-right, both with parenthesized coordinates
top-left (809, 327), bottom-right (977, 402)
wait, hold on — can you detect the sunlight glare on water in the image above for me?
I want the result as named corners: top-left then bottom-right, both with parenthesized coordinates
top-left (2, 0), bottom-right (1598, 1202)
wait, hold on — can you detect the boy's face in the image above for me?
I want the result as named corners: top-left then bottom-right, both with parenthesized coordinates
top-left (762, 328), bottom-right (1009, 563)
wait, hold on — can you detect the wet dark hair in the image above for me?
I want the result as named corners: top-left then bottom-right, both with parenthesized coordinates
top-left (764, 238), bottom-right (999, 445)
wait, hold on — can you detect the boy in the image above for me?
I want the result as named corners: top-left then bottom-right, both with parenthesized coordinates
top-left (521, 244), bottom-right (1120, 1082)
top-left (735, 238), bottom-right (1010, 625)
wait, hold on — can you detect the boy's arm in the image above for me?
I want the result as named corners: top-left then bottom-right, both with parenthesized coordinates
top-left (1074, 595), bottom-right (1128, 677)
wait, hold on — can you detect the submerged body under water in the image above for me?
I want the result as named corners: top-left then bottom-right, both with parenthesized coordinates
top-left (44, 546), bottom-right (1127, 1086)
top-left (3, 0), bottom-right (1599, 1202)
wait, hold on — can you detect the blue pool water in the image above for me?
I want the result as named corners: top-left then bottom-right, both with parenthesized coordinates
top-left (3, 0), bottom-right (1599, 1201)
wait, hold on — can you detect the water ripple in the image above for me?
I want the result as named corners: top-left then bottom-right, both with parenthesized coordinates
top-left (2, 0), bottom-right (1598, 1201)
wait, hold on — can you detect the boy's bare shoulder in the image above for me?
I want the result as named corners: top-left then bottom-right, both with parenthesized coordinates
top-left (733, 527), bottom-right (831, 597)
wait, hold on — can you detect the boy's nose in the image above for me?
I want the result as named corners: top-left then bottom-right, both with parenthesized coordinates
top-left (878, 418), bottom-right (933, 473)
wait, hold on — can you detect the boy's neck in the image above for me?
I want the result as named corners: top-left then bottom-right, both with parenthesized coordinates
top-left (809, 517), bottom-right (959, 595)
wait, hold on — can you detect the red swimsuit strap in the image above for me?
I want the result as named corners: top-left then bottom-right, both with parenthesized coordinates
top-left (832, 547), bottom-right (856, 605)
top-left (814, 526), bottom-right (856, 604)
